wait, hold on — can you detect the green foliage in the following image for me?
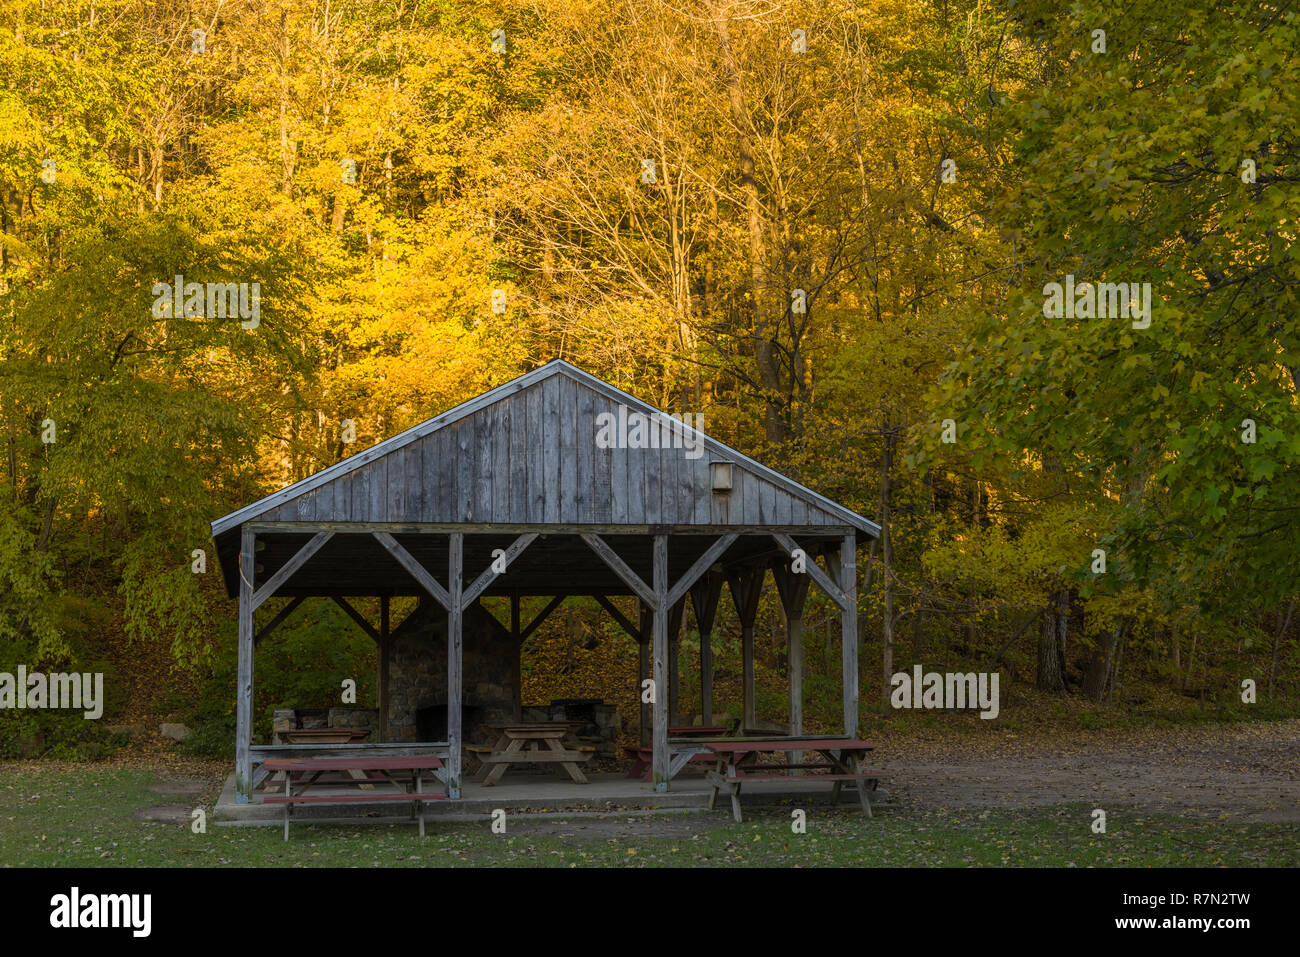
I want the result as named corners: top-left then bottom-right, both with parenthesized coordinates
top-left (936, 0), bottom-right (1300, 615)
top-left (0, 636), bottom-right (126, 760)
top-left (0, 511), bottom-right (64, 659)
top-left (175, 600), bottom-right (378, 753)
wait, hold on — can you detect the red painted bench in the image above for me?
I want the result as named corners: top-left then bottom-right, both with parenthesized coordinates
top-left (263, 755), bottom-right (446, 840)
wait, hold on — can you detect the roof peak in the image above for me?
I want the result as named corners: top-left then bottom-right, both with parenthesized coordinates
top-left (209, 360), bottom-right (878, 538)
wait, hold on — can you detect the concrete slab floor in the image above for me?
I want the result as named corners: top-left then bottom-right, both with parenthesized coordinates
top-left (214, 770), bottom-right (886, 825)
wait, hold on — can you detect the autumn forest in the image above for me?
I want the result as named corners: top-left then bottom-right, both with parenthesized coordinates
top-left (3, 0), bottom-right (1298, 753)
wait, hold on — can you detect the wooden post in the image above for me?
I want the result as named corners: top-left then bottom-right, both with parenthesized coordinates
top-left (511, 593), bottom-right (522, 722)
top-left (668, 599), bottom-right (685, 726)
top-left (652, 534), bottom-right (669, 790)
top-left (638, 602), bottom-right (651, 748)
top-left (742, 602), bottom-right (755, 729)
top-left (727, 567), bottom-right (764, 730)
top-left (700, 631), bottom-right (712, 726)
top-left (235, 526), bottom-right (255, 803)
top-left (690, 573), bottom-right (723, 726)
top-left (379, 596), bottom-right (390, 742)
top-left (790, 604), bottom-right (804, 741)
top-left (773, 562), bottom-right (811, 763)
top-left (840, 533), bottom-right (859, 737)
top-left (447, 533), bottom-right (464, 798)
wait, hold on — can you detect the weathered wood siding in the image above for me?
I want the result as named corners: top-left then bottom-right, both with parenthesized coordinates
top-left (258, 376), bottom-right (848, 527)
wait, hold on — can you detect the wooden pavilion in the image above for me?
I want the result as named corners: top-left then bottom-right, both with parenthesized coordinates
top-left (210, 360), bottom-right (879, 803)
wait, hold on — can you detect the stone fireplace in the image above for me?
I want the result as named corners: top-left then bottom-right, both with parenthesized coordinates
top-left (385, 599), bottom-right (623, 757)
top-left (386, 600), bottom-right (518, 744)
top-left (416, 703), bottom-right (488, 742)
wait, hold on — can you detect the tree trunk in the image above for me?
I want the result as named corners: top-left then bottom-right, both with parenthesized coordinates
top-left (1082, 618), bottom-right (1128, 702)
top-left (331, 189), bottom-right (347, 233)
top-left (1037, 590), bottom-right (1068, 692)
top-left (1107, 628), bottom-right (1126, 704)
top-left (912, 595), bottom-right (925, 662)
top-left (151, 144), bottom-right (163, 206)
top-left (278, 10), bottom-right (295, 198)
top-left (708, 5), bottom-right (783, 448)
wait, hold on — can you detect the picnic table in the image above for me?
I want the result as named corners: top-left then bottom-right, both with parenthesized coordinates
top-left (276, 728), bottom-right (370, 744)
top-left (263, 729), bottom-right (372, 786)
top-left (472, 722), bottom-right (594, 786)
top-left (624, 726), bottom-right (727, 781)
top-left (703, 737), bottom-right (883, 822)
top-left (262, 755), bottom-right (445, 840)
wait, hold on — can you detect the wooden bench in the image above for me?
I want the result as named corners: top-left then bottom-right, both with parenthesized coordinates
top-left (263, 755), bottom-right (445, 840)
top-left (264, 792), bottom-right (444, 839)
top-left (732, 762), bottom-right (839, 773)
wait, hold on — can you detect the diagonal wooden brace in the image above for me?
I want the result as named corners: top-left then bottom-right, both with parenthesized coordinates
top-left (461, 533), bottom-right (537, 610)
top-left (771, 532), bottom-right (848, 609)
top-left (373, 531), bottom-right (452, 610)
top-left (251, 531), bottom-right (333, 612)
top-left (581, 533), bottom-right (657, 609)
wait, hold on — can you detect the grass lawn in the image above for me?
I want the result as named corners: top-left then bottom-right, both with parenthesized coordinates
top-left (0, 767), bottom-right (1295, 867)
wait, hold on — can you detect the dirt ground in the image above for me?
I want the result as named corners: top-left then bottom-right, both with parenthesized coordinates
top-left (872, 718), bottom-right (1300, 823)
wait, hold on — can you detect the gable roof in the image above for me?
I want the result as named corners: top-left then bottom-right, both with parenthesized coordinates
top-left (210, 359), bottom-right (879, 537)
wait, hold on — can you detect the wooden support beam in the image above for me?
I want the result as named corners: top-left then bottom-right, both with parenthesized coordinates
top-left (446, 533), bottom-right (464, 798)
top-left (379, 597), bottom-right (390, 741)
top-left (580, 533), bottom-right (657, 609)
top-left (519, 594), bottom-right (565, 641)
top-left (668, 598), bottom-right (685, 726)
top-left (772, 562), bottom-right (812, 758)
top-left (235, 527), bottom-right (255, 804)
top-left (460, 533), bottom-right (538, 609)
top-left (254, 596), bottom-right (304, 646)
top-left (511, 595), bottom-right (522, 723)
top-left (771, 532), bottom-right (848, 609)
top-left (772, 562), bottom-right (811, 616)
top-left (331, 596), bottom-right (380, 643)
top-left (690, 573), bottom-right (724, 726)
top-left (373, 531), bottom-right (451, 610)
top-left (594, 594), bottom-right (641, 642)
top-left (665, 533), bottom-right (738, 608)
top-left (690, 572), bottom-right (724, 636)
top-left (251, 531), bottom-right (333, 612)
top-left (727, 566), bottom-right (765, 729)
top-left (651, 534), bottom-right (669, 790)
top-left (638, 602), bottom-right (651, 748)
top-left (824, 546), bottom-right (840, 593)
top-left (838, 534), bottom-right (859, 736)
